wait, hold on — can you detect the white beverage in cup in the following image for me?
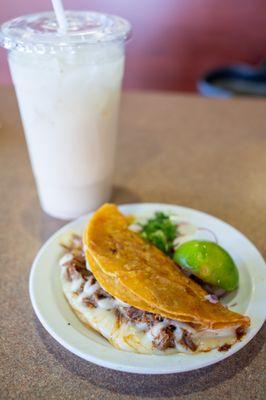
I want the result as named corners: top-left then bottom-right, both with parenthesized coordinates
top-left (0, 11), bottom-right (131, 219)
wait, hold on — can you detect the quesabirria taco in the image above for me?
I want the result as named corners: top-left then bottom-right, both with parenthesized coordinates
top-left (60, 204), bottom-right (250, 354)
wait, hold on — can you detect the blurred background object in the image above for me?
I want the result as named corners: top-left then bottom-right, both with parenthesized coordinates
top-left (1, 0), bottom-right (266, 93)
top-left (198, 63), bottom-right (266, 97)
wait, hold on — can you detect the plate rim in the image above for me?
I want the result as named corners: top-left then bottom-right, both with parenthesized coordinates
top-left (29, 202), bottom-right (266, 374)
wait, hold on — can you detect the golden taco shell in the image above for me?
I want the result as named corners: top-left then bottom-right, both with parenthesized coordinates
top-left (84, 203), bottom-right (250, 330)
top-left (87, 251), bottom-right (198, 324)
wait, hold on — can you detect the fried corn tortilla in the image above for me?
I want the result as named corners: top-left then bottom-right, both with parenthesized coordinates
top-left (84, 203), bottom-right (250, 330)
top-left (87, 252), bottom-right (198, 324)
top-left (87, 249), bottom-right (202, 325)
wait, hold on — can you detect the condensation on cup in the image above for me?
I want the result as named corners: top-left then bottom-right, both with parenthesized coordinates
top-left (0, 11), bottom-right (131, 219)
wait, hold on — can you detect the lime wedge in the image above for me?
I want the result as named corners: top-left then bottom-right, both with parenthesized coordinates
top-left (173, 240), bottom-right (239, 291)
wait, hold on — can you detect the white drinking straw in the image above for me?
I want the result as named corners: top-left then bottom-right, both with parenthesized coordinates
top-left (51, 0), bottom-right (67, 34)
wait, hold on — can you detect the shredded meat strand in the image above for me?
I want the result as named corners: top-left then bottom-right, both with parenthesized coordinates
top-left (121, 307), bottom-right (163, 327)
top-left (181, 330), bottom-right (198, 352)
top-left (152, 326), bottom-right (176, 351)
top-left (236, 326), bottom-right (245, 340)
top-left (66, 265), bottom-right (82, 282)
top-left (218, 343), bottom-right (232, 352)
top-left (82, 297), bottom-right (97, 308)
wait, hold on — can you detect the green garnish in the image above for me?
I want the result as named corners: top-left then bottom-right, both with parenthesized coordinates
top-left (140, 212), bottom-right (177, 255)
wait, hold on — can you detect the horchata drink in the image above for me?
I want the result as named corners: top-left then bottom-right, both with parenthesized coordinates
top-left (0, 11), bottom-right (131, 219)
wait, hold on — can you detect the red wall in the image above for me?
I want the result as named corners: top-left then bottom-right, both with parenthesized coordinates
top-left (1, 0), bottom-right (265, 91)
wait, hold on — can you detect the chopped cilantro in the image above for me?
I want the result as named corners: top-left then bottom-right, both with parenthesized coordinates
top-left (140, 212), bottom-right (177, 255)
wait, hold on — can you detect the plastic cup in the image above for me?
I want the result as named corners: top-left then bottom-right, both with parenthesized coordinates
top-left (0, 11), bottom-right (131, 219)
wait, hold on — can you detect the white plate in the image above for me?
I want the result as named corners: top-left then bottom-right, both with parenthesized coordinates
top-left (29, 203), bottom-right (266, 374)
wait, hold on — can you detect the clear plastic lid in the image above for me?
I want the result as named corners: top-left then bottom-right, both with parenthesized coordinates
top-left (0, 11), bottom-right (131, 53)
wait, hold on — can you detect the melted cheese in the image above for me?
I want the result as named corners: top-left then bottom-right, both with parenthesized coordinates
top-left (60, 257), bottom-right (239, 354)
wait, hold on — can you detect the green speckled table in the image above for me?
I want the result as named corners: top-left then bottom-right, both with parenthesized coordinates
top-left (0, 87), bottom-right (265, 399)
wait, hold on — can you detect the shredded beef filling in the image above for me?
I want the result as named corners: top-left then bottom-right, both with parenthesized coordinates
top-left (152, 326), bottom-right (176, 351)
top-left (181, 330), bottom-right (198, 352)
top-left (66, 265), bottom-right (81, 282)
top-left (82, 297), bottom-right (97, 308)
top-left (218, 343), bottom-right (232, 352)
top-left (236, 326), bottom-right (245, 340)
top-left (82, 288), bottom-right (111, 307)
top-left (121, 307), bottom-right (163, 328)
